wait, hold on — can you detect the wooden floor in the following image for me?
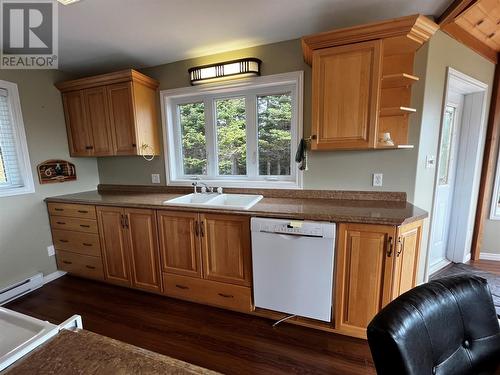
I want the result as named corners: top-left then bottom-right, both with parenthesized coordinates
top-left (469, 259), bottom-right (500, 275)
top-left (6, 276), bottom-right (375, 375)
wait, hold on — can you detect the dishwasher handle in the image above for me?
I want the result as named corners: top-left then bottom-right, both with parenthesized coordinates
top-left (259, 230), bottom-right (324, 239)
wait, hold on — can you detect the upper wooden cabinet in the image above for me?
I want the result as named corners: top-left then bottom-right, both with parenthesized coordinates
top-left (56, 69), bottom-right (160, 157)
top-left (312, 40), bottom-right (382, 150)
top-left (303, 14), bottom-right (438, 151)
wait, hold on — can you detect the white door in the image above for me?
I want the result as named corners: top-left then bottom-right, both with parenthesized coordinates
top-left (429, 93), bottom-right (463, 271)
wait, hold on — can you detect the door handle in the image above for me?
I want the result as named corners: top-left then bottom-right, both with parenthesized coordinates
top-left (218, 293), bottom-right (234, 299)
top-left (396, 237), bottom-right (403, 257)
top-left (82, 243), bottom-right (92, 247)
top-left (54, 208), bottom-right (64, 211)
top-left (194, 221), bottom-right (199, 237)
top-left (387, 236), bottom-right (394, 257)
top-left (79, 224), bottom-right (90, 228)
top-left (62, 260), bottom-right (72, 265)
top-left (200, 221), bottom-right (205, 237)
top-left (175, 284), bottom-right (189, 290)
top-left (77, 210), bottom-right (88, 214)
top-left (59, 239), bottom-right (69, 243)
top-left (85, 265), bottom-right (96, 270)
top-left (124, 215), bottom-right (129, 229)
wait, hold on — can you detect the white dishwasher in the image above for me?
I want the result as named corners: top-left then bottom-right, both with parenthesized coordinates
top-left (251, 217), bottom-right (336, 322)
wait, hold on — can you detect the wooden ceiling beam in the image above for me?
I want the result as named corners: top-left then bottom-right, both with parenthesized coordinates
top-left (441, 22), bottom-right (498, 63)
top-left (438, 0), bottom-right (477, 26)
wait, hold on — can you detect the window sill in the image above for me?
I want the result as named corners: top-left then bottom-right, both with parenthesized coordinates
top-left (0, 185), bottom-right (35, 198)
top-left (167, 179), bottom-right (303, 190)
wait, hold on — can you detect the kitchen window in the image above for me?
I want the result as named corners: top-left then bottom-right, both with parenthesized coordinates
top-left (0, 80), bottom-right (34, 197)
top-left (161, 71), bottom-right (303, 188)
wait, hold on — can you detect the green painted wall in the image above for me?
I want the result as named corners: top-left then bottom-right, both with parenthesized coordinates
top-left (97, 38), bottom-right (425, 197)
top-left (413, 31), bottom-right (495, 276)
top-left (0, 70), bottom-right (99, 290)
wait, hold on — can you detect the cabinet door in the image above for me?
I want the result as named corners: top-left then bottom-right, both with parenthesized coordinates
top-left (157, 211), bottom-right (202, 278)
top-left (62, 91), bottom-right (91, 156)
top-left (200, 214), bottom-right (251, 286)
top-left (311, 40), bottom-right (381, 150)
top-left (125, 208), bottom-right (162, 292)
top-left (107, 83), bottom-right (137, 155)
top-left (97, 206), bottom-right (131, 286)
top-left (83, 87), bottom-right (114, 156)
top-left (392, 221), bottom-right (423, 299)
top-left (335, 223), bottom-right (396, 338)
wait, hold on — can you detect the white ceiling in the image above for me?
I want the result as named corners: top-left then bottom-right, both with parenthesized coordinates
top-left (58, 0), bottom-right (452, 74)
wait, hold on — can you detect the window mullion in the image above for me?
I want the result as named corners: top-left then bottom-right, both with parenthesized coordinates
top-left (246, 94), bottom-right (257, 179)
top-left (204, 97), bottom-right (217, 179)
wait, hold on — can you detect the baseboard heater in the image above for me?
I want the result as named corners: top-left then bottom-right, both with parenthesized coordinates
top-left (0, 273), bottom-right (43, 306)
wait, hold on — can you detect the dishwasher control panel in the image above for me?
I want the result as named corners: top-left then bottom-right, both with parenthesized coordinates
top-left (250, 218), bottom-right (335, 238)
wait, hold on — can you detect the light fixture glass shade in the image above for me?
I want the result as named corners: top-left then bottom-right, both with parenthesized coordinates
top-left (189, 58), bottom-right (261, 85)
top-left (57, 0), bottom-right (81, 5)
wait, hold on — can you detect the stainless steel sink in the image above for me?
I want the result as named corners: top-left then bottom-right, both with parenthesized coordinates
top-left (163, 193), bottom-right (263, 210)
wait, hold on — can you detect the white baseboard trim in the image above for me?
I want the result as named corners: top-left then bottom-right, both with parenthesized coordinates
top-left (429, 258), bottom-right (452, 275)
top-left (479, 252), bottom-right (500, 261)
top-left (43, 270), bottom-right (67, 285)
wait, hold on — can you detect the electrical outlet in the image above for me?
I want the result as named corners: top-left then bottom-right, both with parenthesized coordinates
top-left (151, 174), bottom-right (161, 184)
top-left (373, 173), bottom-right (383, 187)
top-left (47, 245), bottom-right (55, 257)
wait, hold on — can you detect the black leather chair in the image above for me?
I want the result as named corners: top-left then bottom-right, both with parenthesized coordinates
top-left (367, 275), bottom-right (500, 375)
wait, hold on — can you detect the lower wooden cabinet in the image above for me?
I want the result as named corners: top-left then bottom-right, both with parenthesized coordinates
top-left (56, 250), bottom-right (104, 280)
top-left (334, 221), bottom-right (422, 338)
top-left (48, 201), bottom-right (424, 339)
top-left (163, 273), bottom-right (253, 312)
top-left (158, 211), bottom-right (252, 312)
top-left (97, 206), bottom-right (161, 292)
top-left (157, 211), bottom-right (201, 278)
top-left (200, 213), bottom-right (252, 287)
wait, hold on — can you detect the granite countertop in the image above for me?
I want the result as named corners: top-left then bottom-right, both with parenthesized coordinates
top-left (3, 329), bottom-right (219, 375)
top-left (45, 189), bottom-right (427, 226)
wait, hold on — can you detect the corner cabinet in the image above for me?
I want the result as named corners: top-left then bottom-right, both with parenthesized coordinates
top-left (334, 221), bottom-right (423, 338)
top-left (56, 69), bottom-right (160, 157)
top-left (302, 14), bottom-right (438, 150)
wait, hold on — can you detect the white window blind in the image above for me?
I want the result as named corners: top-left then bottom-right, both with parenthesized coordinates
top-left (0, 81), bottom-right (34, 197)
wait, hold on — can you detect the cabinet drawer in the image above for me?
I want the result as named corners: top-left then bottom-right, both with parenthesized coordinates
top-left (163, 273), bottom-right (252, 313)
top-left (56, 251), bottom-right (104, 280)
top-left (48, 203), bottom-right (96, 219)
top-left (50, 216), bottom-right (98, 233)
top-left (52, 229), bottom-right (101, 257)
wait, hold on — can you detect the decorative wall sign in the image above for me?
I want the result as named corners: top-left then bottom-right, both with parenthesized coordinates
top-left (37, 160), bottom-right (76, 184)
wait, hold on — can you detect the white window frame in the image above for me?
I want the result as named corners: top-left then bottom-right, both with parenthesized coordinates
top-left (161, 71), bottom-right (303, 189)
top-left (0, 80), bottom-right (34, 198)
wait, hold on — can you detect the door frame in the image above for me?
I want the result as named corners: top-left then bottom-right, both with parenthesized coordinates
top-left (426, 67), bottom-right (488, 277)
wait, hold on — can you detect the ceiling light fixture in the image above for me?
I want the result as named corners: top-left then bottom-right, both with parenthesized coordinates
top-left (56, 0), bottom-right (81, 5)
top-left (189, 58), bottom-right (261, 85)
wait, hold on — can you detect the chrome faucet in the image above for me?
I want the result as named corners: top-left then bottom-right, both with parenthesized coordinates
top-left (192, 181), bottom-right (213, 194)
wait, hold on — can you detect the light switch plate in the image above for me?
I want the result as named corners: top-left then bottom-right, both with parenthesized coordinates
top-left (47, 245), bottom-right (55, 257)
top-left (151, 174), bottom-right (161, 184)
top-left (373, 173), bottom-right (383, 187)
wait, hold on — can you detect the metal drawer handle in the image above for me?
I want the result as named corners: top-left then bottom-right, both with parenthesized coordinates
top-left (82, 243), bottom-right (92, 247)
top-left (56, 221), bottom-right (66, 225)
top-left (218, 293), bottom-right (234, 299)
top-left (59, 239), bottom-right (69, 243)
top-left (85, 265), bottom-right (96, 270)
top-left (80, 224), bottom-right (91, 228)
top-left (175, 284), bottom-right (189, 290)
top-left (54, 208), bottom-right (64, 211)
top-left (77, 210), bottom-right (88, 214)
top-left (62, 260), bottom-right (72, 265)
